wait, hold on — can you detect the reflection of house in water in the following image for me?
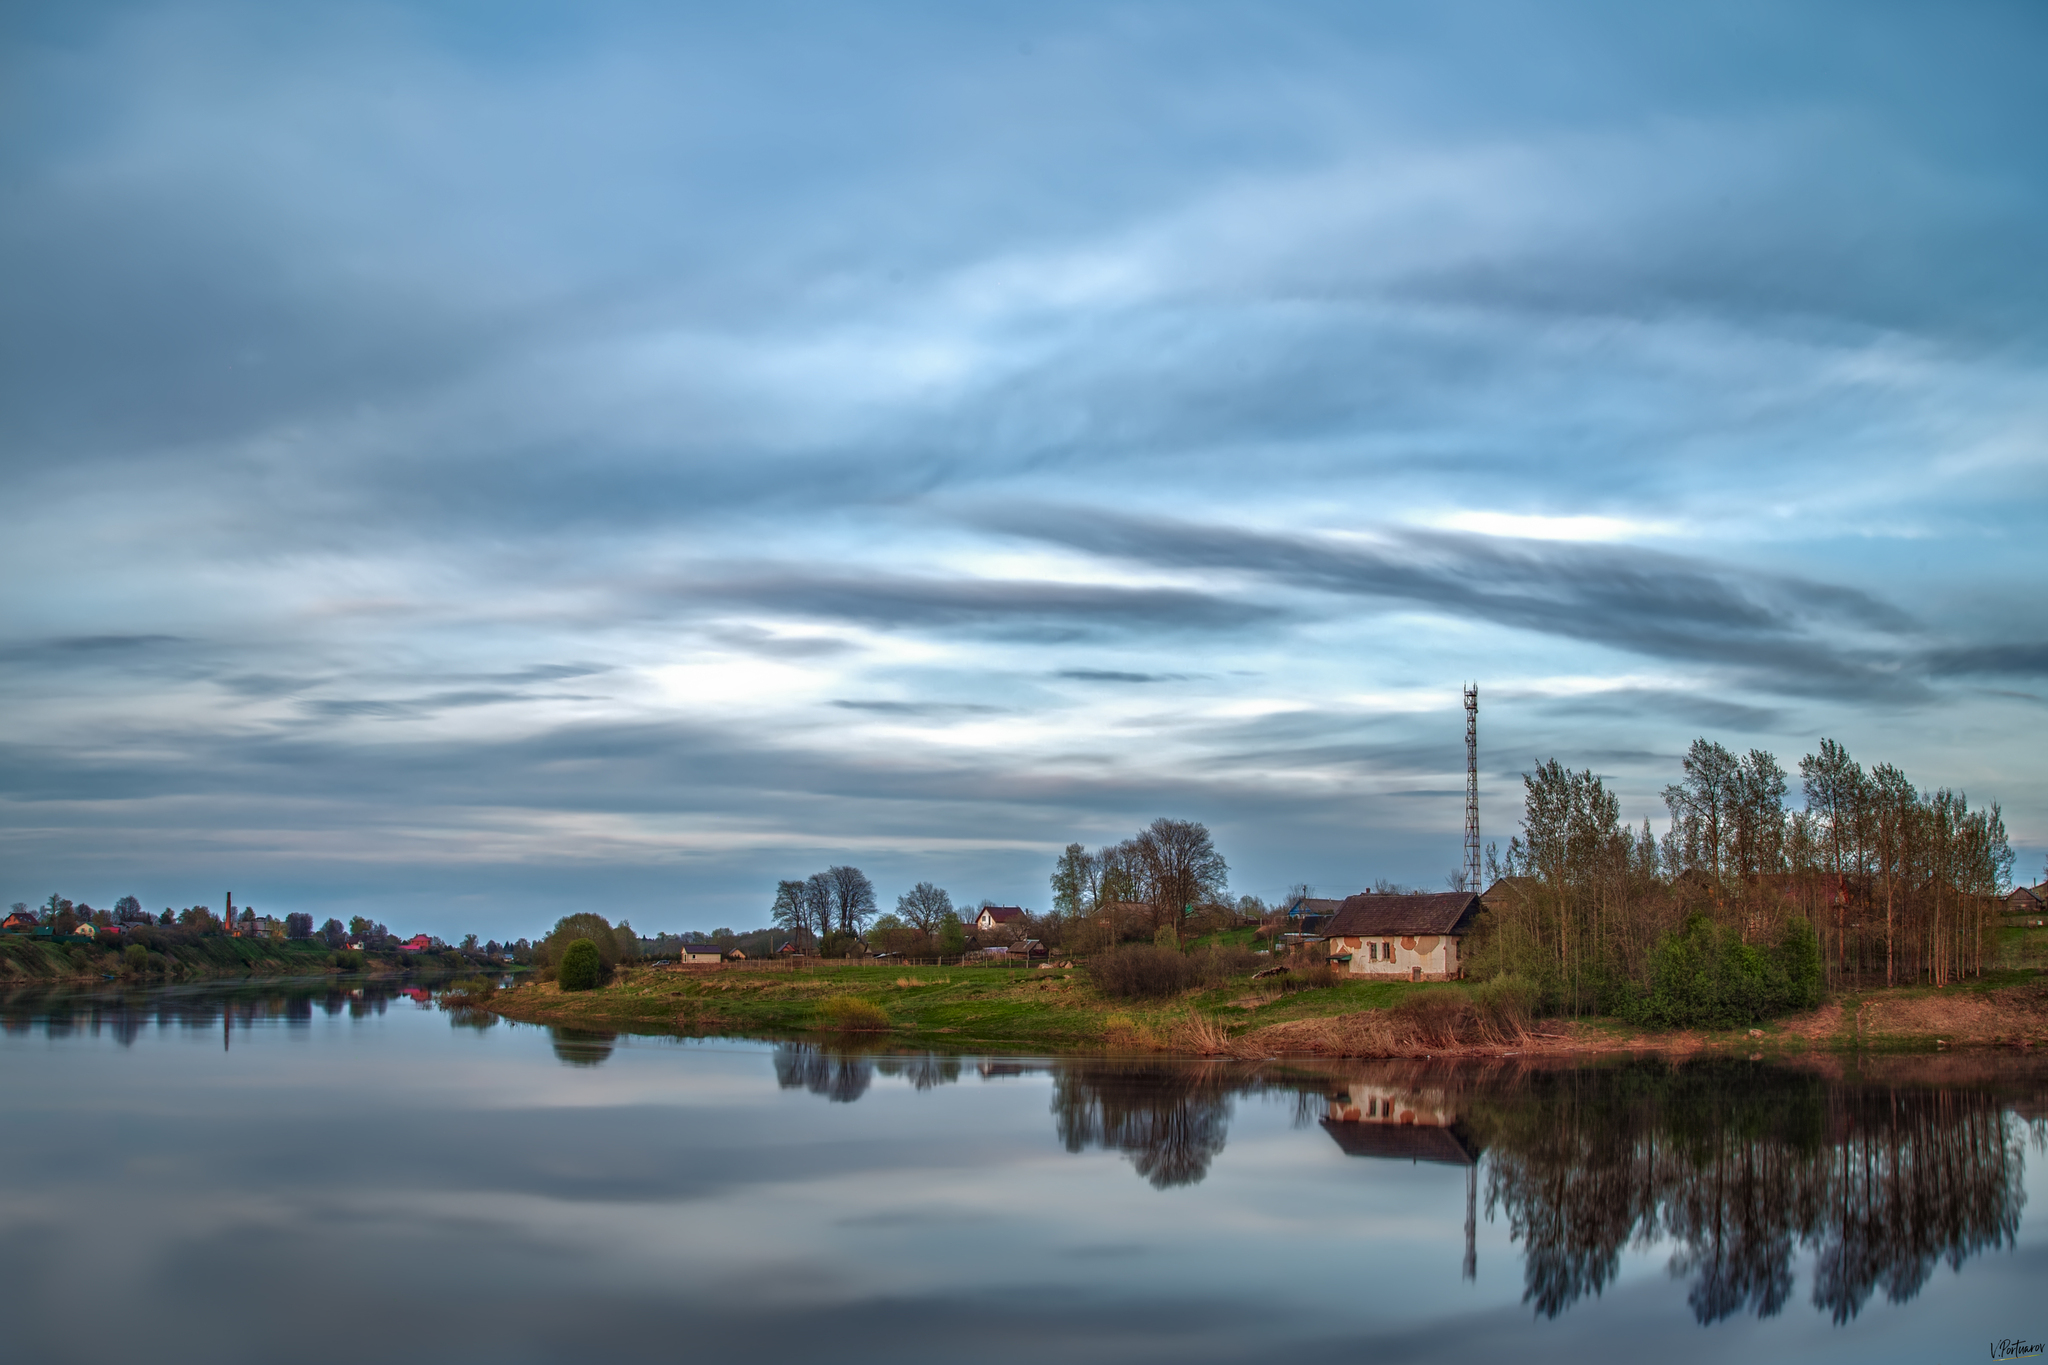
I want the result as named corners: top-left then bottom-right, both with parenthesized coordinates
top-left (1321, 1077), bottom-right (1483, 1279)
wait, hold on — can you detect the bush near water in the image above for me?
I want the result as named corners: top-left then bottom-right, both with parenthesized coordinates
top-left (557, 939), bottom-right (603, 992)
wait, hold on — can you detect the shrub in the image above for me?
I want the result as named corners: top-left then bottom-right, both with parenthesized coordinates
top-left (1088, 943), bottom-right (1195, 999)
top-left (1471, 973), bottom-right (1539, 1036)
top-left (333, 949), bottom-right (365, 971)
top-left (558, 939), bottom-right (603, 991)
top-left (819, 996), bottom-right (891, 1031)
top-left (122, 943), bottom-right (149, 974)
top-left (1392, 990), bottom-right (1472, 1047)
top-left (1628, 913), bottom-right (1824, 1029)
top-left (1279, 962), bottom-right (1335, 992)
top-left (1191, 944), bottom-right (1263, 987)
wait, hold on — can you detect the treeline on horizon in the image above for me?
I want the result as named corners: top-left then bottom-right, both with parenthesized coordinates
top-left (756, 818), bottom-right (1244, 961)
top-left (7, 895), bottom-right (531, 955)
top-left (1475, 735), bottom-right (2019, 1019)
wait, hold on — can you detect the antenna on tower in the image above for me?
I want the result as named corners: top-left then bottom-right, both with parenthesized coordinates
top-left (1463, 683), bottom-right (1481, 893)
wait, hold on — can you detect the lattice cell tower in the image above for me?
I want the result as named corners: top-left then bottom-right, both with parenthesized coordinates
top-left (1463, 683), bottom-right (1481, 893)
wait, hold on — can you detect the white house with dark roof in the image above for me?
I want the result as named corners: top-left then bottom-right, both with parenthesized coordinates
top-left (973, 905), bottom-right (1026, 933)
top-left (677, 942), bottom-right (725, 965)
top-left (1320, 891), bottom-right (1482, 982)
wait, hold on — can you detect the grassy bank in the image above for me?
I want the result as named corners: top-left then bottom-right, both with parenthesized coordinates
top-left (480, 960), bottom-right (2048, 1058)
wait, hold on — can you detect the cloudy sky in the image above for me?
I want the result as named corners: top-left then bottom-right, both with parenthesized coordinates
top-left (4, 1), bottom-right (2044, 939)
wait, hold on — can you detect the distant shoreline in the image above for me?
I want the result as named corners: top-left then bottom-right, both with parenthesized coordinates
top-left (0, 934), bottom-right (498, 985)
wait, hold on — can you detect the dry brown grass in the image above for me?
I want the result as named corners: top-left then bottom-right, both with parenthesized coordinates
top-left (1859, 979), bottom-right (2048, 1043)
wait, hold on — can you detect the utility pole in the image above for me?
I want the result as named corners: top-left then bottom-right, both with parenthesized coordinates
top-left (1464, 684), bottom-right (1481, 893)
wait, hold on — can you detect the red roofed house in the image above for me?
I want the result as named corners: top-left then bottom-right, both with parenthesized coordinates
top-left (973, 906), bottom-right (1026, 934)
top-left (1320, 891), bottom-right (1482, 982)
top-left (399, 934), bottom-right (434, 953)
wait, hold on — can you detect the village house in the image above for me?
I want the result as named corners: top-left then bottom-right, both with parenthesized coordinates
top-left (1320, 891), bottom-right (1481, 982)
top-left (972, 905), bottom-right (1026, 934)
top-left (2005, 883), bottom-right (2047, 917)
top-left (1276, 896), bottom-right (1345, 944)
top-left (2, 910), bottom-right (37, 933)
top-left (677, 942), bottom-right (724, 966)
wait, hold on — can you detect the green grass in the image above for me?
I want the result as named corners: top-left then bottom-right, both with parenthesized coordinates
top-left (493, 961), bottom-right (1525, 1053)
top-left (484, 956), bottom-right (2048, 1057)
top-left (490, 960), bottom-right (1387, 1050)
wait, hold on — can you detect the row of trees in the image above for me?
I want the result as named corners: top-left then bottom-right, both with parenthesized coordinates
top-left (769, 866), bottom-right (879, 950)
top-left (1477, 736), bottom-right (2017, 1013)
top-left (1050, 818), bottom-right (1234, 933)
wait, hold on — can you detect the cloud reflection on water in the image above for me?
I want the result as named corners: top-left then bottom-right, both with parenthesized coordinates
top-left (1, 979), bottom-right (2044, 1363)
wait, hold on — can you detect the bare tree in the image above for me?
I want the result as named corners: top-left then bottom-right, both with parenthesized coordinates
top-left (827, 865), bottom-right (877, 935)
top-left (1130, 817), bottom-right (1228, 932)
top-left (772, 879), bottom-right (813, 949)
top-left (803, 871), bottom-right (834, 940)
top-left (896, 881), bottom-right (954, 936)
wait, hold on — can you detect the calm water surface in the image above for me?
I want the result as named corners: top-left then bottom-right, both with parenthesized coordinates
top-left (3, 978), bottom-right (2043, 1364)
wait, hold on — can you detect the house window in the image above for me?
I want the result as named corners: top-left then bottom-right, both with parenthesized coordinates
top-left (1383, 940), bottom-right (1394, 960)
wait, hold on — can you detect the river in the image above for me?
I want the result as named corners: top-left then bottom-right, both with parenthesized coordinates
top-left (3, 977), bottom-right (2042, 1363)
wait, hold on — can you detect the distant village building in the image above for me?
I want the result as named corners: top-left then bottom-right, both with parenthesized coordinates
top-left (1280, 896), bottom-right (1345, 943)
top-left (677, 943), bottom-right (724, 966)
top-left (973, 906), bottom-right (1026, 934)
top-left (1320, 891), bottom-right (1481, 982)
top-left (2006, 884), bottom-right (2047, 917)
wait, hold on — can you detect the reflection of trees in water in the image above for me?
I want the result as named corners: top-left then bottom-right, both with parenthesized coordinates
top-left (548, 1027), bottom-right (617, 1067)
top-left (873, 1053), bottom-right (962, 1090)
top-left (0, 978), bottom-right (434, 1045)
top-left (774, 1044), bottom-right (875, 1102)
top-left (765, 1050), bottom-right (1254, 1189)
top-left (1049, 1061), bottom-right (1239, 1189)
top-left (1475, 1062), bottom-right (2028, 1324)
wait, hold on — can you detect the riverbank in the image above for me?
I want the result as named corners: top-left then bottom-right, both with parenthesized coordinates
top-left (479, 961), bottom-right (2048, 1058)
top-left (0, 934), bottom-right (470, 983)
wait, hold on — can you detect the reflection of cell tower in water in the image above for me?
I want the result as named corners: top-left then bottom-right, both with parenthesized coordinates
top-left (1463, 684), bottom-right (1480, 892)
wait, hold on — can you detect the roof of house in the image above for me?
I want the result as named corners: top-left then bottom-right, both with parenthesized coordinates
top-left (976, 905), bottom-right (1026, 924)
top-left (1286, 897), bottom-right (1346, 918)
top-left (2010, 885), bottom-right (2046, 907)
top-left (679, 943), bottom-right (723, 955)
top-left (1321, 891), bottom-right (1482, 939)
top-left (1319, 1118), bottom-right (1482, 1166)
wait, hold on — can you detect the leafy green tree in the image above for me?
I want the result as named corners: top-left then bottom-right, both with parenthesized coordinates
top-left (542, 913), bottom-right (620, 973)
top-left (1051, 844), bottom-right (1094, 917)
top-left (558, 939), bottom-right (603, 991)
